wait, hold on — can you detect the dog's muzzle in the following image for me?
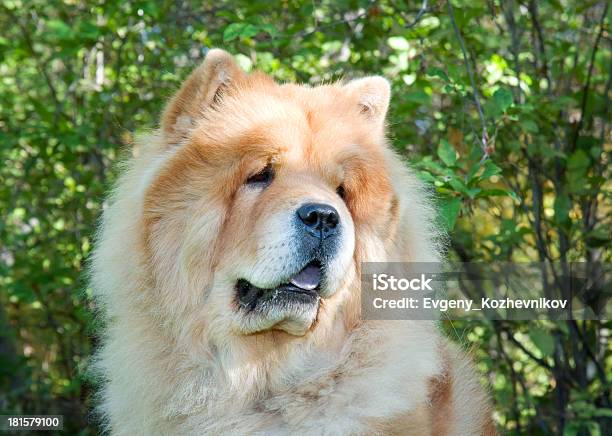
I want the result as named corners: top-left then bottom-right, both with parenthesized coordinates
top-left (236, 260), bottom-right (323, 310)
top-left (235, 201), bottom-right (343, 314)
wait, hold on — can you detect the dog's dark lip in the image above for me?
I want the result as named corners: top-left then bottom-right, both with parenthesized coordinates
top-left (236, 260), bottom-right (323, 310)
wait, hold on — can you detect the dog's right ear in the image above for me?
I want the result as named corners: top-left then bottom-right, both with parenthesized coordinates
top-left (161, 49), bottom-right (245, 144)
top-left (343, 76), bottom-right (390, 130)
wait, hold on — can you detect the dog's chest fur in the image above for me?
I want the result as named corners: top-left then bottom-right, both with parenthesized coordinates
top-left (157, 322), bottom-right (441, 435)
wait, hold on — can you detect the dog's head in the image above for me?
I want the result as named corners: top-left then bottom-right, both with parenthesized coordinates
top-left (140, 50), bottom-right (410, 343)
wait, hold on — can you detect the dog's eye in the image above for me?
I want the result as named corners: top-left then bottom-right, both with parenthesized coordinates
top-left (336, 185), bottom-right (346, 201)
top-left (246, 164), bottom-right (274, 186)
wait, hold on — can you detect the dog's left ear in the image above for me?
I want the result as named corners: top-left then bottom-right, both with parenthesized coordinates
top-left (344, 76), bottom-right (391, 127)
top-left (161, 49), bottom-right (246, 144)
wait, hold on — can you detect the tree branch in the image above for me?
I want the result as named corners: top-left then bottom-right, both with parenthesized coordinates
top-left (400, 0), bottom-right (428, 29)
top-left (570, 1), bottom-right (609, 151)
top-left (446, 0), bottom-right (490, 158)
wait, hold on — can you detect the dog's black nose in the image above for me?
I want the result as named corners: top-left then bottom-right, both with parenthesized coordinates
top-left (297, 203), bottom-right (339, 239)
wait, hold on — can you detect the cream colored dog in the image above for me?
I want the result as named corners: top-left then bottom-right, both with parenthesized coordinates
top-left (91, 49), bottom-right (495, 435)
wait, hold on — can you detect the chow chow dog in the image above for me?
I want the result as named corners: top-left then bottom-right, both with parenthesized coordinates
top-left (91, 49), bottom-right (495, 435)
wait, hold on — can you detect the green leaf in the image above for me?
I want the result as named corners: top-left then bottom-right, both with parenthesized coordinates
top-left (437, 139), bottom-right (457, 167)
top-left (259, 23), bottom-right (279, 38)
top-left (240, 24), bottom-right (260, 39)
top-left (585, 228), bottom-right (611, 247)
top-left (466, 161), bottom-right (482, 182)
top-left (426, 67), bottom-right (450, 83)
top-left (592, 409), bottom-right (612, 418)
top-left (479, 160), bottom-right (502, 180)
top-left (567, 150), bottom-right (590, 171)
top-left (530, 328), bottom-right (555, 356)
top-left (402, 90), bottom-right (432, 105)
top-left (475, 189), bottom-right (518, 201)
top-left (46, 20), bottom-right (73, 41)
top-left (448, 177), bottom-right (471, 196)
top-left (493, 87), bottom-right (513, 112)
top-left (223, 23), bottom-right (246, 41)
top-left (417, 171), bottom-right (436, 183)
top-left (223, 23), bottom-right (260, 41)
top-left (554, 193), bottom-right (571, 225)
top-left (563, 423), bottom-right (580, 436)
top-left (417, 158), bottom-right (446, 174)
top-left (567, 150), bottom-right (591, 194)
top-left (522, 120), bottom-right (539, 133)
top-left (467, 187), bottom-right (482, 198)
top-left (439, 197), bottom-right (461, 231)
top-left (77, 21), bottom-right (101, 42)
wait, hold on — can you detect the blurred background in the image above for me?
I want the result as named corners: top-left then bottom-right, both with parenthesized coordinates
top-left (0, 0), bottom-right (609, 434)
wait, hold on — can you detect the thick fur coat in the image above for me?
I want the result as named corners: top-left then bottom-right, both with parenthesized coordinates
top-left (91, 49), bottom-right (495, 435)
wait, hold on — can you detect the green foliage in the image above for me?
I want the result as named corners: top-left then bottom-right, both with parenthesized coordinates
top-left (0, 0), bottom-right (609, 434)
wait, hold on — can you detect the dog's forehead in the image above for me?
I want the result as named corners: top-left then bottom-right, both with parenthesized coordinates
top-left (192, 82), bottom-right (373, 165)
top-left (233, 83), bottom-right (357, 135)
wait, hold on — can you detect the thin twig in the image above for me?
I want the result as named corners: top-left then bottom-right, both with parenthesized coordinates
top-left (501, 0), bottom-right (523, 104)
top-left (494, 328), bottom-right (523, 433)
top-left (290, 4), bottom-right (372, 40)
top-left (402, 0), bottom-right (429, 29)
top-left (446, 0), bottom-right (490, 158)
top-left (527, 0), bottom-right (552, 89)
top-left (501, 325), bottom-right (553, 370)
top-left (570, 1), bottom-right (609, 151)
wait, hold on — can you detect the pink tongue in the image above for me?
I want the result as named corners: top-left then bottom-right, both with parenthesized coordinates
top-left (289, 264), bottom-right (321, 291)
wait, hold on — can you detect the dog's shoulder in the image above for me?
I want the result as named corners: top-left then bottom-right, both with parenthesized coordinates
top-left (371, 339), bottom-right (496, 435)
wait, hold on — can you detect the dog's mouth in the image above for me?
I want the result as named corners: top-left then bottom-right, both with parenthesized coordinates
top-left (236, 260), bottom-right (323, 311)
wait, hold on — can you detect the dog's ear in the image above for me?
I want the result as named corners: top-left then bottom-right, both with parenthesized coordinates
top-left (344, 76), bottom-right (391, 127)
top-left (161, 49), bottom-right (245, 144)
